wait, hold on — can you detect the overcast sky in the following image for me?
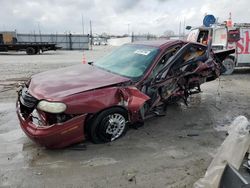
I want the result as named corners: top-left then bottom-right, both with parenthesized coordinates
top-left (1, 0), bottom-right (249, 35)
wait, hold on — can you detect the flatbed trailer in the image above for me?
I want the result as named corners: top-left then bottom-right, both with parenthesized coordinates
top-left (0, 42), bottom-right (60, 55)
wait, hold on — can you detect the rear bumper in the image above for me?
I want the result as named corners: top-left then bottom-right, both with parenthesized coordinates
top-left (16, 101), bottom-right (87, 149)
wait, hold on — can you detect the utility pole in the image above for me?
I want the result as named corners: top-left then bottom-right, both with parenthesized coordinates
top-left (183, 18), bottom-right (186, 37)
top-left (81, 14), bottom-right (85, 35)
top-left (34, 30), bottom-right (36, 42)
top-left (89, 20), bottom-right (93, 50)
top-left (127, 24), bottom-right (130, 36)
top-left (38, 22), bottom-right (42, 42)
top-left (179, 21), bottom-right (181, 39)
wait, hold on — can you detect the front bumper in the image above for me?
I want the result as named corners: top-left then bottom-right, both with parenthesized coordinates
top-left (16, 101), bottom-right (87, 149)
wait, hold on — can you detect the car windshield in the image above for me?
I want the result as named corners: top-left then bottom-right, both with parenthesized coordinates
top-left (94, 44), bottom-right (159, 80)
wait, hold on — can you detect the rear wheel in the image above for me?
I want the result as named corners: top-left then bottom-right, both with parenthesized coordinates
top-left (88, 108), bottom-right (128, 143)
top-left (222, 57), bottom-right (235, 75)
top-left (26, 47), bottom-right (36, 55)
top-left (35, 48), bottom-right (40, 54)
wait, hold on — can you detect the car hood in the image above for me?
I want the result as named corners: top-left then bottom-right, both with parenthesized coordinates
top-left (28, 64), bottom-right (130, 100)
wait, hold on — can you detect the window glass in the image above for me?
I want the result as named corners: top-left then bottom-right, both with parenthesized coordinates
top-left (94, 44), bottom-right (159, 80)
top-left (150, 46), bottom-right (181, 79)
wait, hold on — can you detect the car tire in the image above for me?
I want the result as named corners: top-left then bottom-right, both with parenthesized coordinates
top-left (88, 108), bottom-right (128, 144)
top-left (222, 57), bottom-right (235, 75)
top-left (26, 47), bottom-right (36, 55)
top-left (35, 48), bottom-right (40, 54)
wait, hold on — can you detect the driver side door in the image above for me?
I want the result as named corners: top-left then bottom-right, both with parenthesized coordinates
top-left (150, 43), bottom-right (207, 102)
top-left (141, 44), bottom-right (183, 108)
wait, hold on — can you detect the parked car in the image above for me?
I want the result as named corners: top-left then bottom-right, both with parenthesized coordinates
top-left (101, 41), bottom-right (108, 45)
top-left (16, 40), bottom-right (234, 148)
top-left (93, 41), bottom-right (100, 45)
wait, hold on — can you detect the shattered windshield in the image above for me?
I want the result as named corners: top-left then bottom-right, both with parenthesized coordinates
top-left (94, 44), bottom-right (159, 80)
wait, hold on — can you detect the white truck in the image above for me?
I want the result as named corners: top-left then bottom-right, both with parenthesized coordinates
top-left (186, 23), bottom-right (250, 74)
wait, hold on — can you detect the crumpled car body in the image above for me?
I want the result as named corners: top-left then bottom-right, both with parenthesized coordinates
top-left (16, 40), bottom-right (234, 148)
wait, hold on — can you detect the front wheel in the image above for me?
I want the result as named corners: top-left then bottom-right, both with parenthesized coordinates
top-left (88, 108), bottom-right (128, 143)
top-left (26, 47), bottom-right (36, 55)
top-left (222, 58), bottom-right (235, 75)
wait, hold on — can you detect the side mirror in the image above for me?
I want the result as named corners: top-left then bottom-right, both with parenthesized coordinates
top-left (88, 61), bottom-right (93, 65)
top-left (154, 74), bottom-right (163, 83)
top-left (156, 74), bottom-right (161, 80)
top-left (186, 26), bottom-right (192, 30)
top-left (228, 29), bottom-right (240, 42)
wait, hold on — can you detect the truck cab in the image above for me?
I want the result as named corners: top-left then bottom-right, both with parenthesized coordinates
top-left (0, 32), bottom-right (17, 45)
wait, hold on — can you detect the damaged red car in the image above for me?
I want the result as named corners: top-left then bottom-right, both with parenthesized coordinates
top-left (16, 40), bottom-right (234, 148)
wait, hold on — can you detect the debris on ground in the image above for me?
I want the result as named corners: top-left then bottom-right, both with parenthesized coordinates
top-left (187, 133), bottom-right (200, 137)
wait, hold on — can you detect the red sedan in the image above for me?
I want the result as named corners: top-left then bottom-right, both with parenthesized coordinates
top-left (16, 40), bottom-right (234, 148)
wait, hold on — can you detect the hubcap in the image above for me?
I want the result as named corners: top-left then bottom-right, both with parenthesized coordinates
top-left (105, 113), bottom-right (126, 141)
top-left (223, 59), bottom-right (234, 74)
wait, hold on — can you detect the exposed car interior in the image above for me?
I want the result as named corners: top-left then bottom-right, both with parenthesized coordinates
top-left (197, 30), bottom-right (209, 45)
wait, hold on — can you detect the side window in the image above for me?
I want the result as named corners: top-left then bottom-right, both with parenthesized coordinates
top-left (183, 46), bottom-right (205, 63)
top-left (197, 30), bottom-right (209, 45)
top-left (149, 45), bottom-right (181, 79)
top-left (171, 45), bottom-right (206, 71)
top-left (0, 34), bottom-right (3, 44)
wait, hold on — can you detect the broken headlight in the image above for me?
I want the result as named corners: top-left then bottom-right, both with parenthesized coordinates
top-left (37, 100), bottom-right (67, 114)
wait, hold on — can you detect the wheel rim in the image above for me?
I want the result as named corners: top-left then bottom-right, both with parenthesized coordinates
top-left (223, 59), bottom-right (234, 74)
top-left (105, 113), bottom-right (126, 141)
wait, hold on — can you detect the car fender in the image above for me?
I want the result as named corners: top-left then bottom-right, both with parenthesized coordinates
top-left (119, 87), bottom-right (150, 111)
top-left (62, 86), bottom-right (150, 122)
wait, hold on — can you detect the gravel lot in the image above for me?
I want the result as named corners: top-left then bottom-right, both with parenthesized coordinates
top-left (0, 46), bottom-right (250, 188)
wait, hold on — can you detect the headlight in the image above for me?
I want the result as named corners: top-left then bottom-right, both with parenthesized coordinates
top-left (37, 100), bottom-right (67, 113)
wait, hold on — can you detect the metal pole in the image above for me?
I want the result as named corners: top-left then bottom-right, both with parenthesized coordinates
top-left (34, 30), bottom-right (36, 42)
top-left (179, 21), bottom-right (181, 38)
top-left (38, 22), bottom-right (42, 42)
top-left (81, 14), bottom-right (85, 35)
top-left (69, 33), bottom-right (72, 50)
top-left (81, 14), bottom-right (85, 50)
top-left (127, 24), bottom-right (130, 36)
top-left (90, 20), bottom-right (93, 50)
top-left (183, 18), bottom-right (186, 37)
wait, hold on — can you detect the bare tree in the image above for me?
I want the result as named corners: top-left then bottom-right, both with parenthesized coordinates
top-left (163, 30), bottom-right (175, 37)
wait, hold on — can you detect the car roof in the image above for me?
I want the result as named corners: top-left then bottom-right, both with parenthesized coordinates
top-left (130, 39), bottom-right (184, 49)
